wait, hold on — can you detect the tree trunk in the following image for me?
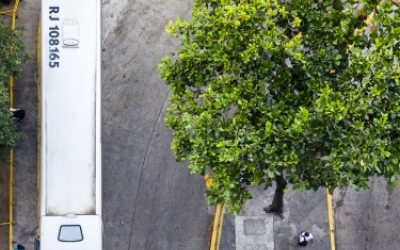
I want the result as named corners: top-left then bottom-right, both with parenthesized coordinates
top-left (263, 172), bottom-right (287, 218)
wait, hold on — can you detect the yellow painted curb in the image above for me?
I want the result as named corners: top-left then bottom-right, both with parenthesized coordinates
top-left (0, 1), bottom-right (22, 250)
top-left (209, 203), bottom-right (225, 250)
top-left (326, 190), bottom-right (335, 250)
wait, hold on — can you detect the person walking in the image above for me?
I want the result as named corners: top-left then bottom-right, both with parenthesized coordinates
top-left (13, 244), bottom-right (25, 250)
top-left (10, 108), bottom-right (25, 121)
top-left (298, 231), bottom-right (313, 247)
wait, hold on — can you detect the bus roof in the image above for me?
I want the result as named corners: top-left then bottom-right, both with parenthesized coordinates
top-left (41, 0), bottom-right (101, 216)
top-left (41, 215), bottom-right (102, 250)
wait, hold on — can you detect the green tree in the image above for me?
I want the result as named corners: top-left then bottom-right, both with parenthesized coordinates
top-left (159, 0), bottom-right (400, 215)
top-left (0, 21), bottom-right (30, 162)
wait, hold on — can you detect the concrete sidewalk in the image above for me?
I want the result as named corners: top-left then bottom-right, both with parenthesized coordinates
top-left (220, 184), bottom-right (332, 250)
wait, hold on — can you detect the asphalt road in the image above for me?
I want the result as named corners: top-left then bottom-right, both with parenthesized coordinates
top-left (9, 0), bottom-right (213, 249)
top-left (334, 176), bottom-right (400, 250)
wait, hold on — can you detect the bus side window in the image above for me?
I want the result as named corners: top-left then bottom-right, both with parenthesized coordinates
top-left (58, 225), bottom-right (83, 242)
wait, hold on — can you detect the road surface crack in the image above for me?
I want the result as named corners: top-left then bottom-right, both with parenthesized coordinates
top-left (127, 90), bottom-right (171, 250)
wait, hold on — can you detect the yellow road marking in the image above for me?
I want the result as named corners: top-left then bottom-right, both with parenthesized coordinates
top-left (209, 204), bottom-right (220, 250)
top-left (326, 190), bottom-right (336, 250)
top-left (216, 203), bottom-right (225, 249)
top-left (209, 203), bottom-right (225, 250)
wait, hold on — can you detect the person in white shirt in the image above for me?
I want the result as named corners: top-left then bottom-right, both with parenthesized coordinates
top-left (298, 231), bottom-right (313, 247)
top-left (10, 108), bottom-right (25, 121)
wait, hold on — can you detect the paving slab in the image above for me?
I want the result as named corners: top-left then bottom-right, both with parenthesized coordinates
top-left (235, 216), bottom-right (274, 250)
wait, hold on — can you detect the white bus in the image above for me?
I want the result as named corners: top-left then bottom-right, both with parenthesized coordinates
top-left (39, 0), bottom-right (102, 249)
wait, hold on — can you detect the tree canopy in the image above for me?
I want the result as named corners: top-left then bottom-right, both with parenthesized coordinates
top-left (0, 21), bottom-right (29, 161)
top-left (159, 0), bottom-right (400, 213)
